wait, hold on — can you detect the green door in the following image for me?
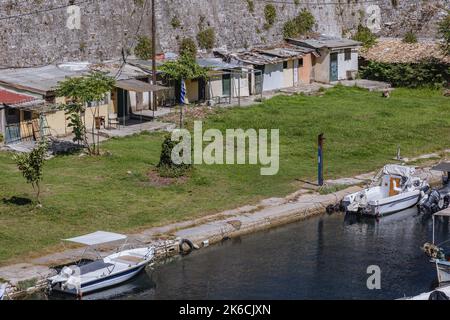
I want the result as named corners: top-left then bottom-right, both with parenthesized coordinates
top-left (330, 53), bottom-right (338, 82)
top-left (222, 74), bottom-right (231, 97)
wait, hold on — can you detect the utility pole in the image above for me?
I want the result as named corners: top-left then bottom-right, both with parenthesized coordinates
top-left (151, 0), bottom-right (157, 114)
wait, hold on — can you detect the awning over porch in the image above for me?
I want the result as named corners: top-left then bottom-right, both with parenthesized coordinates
top-left (115, 79), bottom-right (169, 93)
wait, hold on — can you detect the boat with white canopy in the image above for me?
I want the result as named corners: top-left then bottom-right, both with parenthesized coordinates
top-left (342, 164), bottom-right (428, 217)
top-left (48, 231), bottom-right (154, 296)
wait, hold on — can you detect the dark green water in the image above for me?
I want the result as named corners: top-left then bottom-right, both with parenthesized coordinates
top-left (36, 208), bottom-right (450, 300)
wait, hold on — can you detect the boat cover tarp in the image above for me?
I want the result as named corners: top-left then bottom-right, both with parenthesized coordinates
top-left (64, 231), bottom-right (127, 246)
top-left (383, 165), bottom-right (415, 178)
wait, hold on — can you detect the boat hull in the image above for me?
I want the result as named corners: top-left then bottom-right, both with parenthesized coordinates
top-left (368, 192), bottom-right (421, 217)
top-left (436, 260), bottom-right (450, 284)
top-left (51, 265), bottom-right (146, 295)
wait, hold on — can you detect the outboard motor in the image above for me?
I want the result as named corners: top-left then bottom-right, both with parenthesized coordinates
top-left (420, 189), bottom-right (441, 215)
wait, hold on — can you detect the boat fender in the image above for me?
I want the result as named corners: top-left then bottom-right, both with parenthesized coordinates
top-left (179, 239), bottom-right (195, 254)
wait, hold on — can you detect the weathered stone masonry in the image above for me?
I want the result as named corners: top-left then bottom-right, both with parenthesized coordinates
top-left (0, 0), bottom-right (448, 67)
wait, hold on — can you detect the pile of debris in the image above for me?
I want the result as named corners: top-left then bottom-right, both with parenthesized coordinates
top-left (360, 38), bottom-right (449, 64)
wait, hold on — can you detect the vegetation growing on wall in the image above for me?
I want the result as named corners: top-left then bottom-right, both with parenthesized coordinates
top-left (360, 60), bottom-right (449, 88)
top-left (134, 35), bottom-right (153, 60)
top-left (246, 0), bottom-right (254, 13)
top-left (352, 24), bottom-right (377, 48)
top-left (283, 9), bottom-right (315, 38)
top-left (402, 31), bottom-right (418, 44)
top-left (264, 4), bottom-right (277, 29)
top-left (197, 27), bottom-right (216, 50)
top-left (438, 10), bottom-right (450, 55)
top-left (171, 16), bottom-right (181, 29)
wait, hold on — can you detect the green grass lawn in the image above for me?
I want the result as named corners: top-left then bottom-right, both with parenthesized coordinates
top-left (0, 86), bottom-right (449, 263)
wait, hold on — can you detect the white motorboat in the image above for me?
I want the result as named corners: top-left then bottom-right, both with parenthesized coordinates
top-left (400, 284), bottom-right (450, 300)
top-left (342, 165), bottom-right (428, 217)
top-left (422, 209), bottom-right (450, 285)
top-left (48, 231), bottom-right (154, 296)
top-left (0, 283), bottom-right (6, 300)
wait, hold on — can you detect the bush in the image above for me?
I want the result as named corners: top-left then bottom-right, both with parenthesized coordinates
top-left (134, 35), bottom-right (152, 60)
top-left (179, 38), bottom-right (197, 59)
top-left (403, 31), bottom-right (418, 44)
top-left (197, 28), bottom-right (215, 50)
top-left (157, 135), bottom-right (191, 178)
top-left (283, 9), bottom-right (315, 38)
top-left (360, 60), bottom-right (449, 88)
top-left (264, 4), bottom-right (277, 27)
top-left (352, 24), bottom-right (377, 48)
top-left (171, 16), bottom-right (181, 29)
top-left (0, 133), bottom-right (3, 144)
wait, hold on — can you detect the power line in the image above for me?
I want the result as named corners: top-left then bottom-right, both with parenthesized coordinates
top-left (0, 0), bottom-right (96, 21)
top-left (114, 0), bottom-right (149, 79)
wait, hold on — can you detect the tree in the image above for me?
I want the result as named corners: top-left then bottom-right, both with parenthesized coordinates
top-left (56, 72), bottom-right (115, 155)
top-left (438, 10), bottom-right (450, 56)
top-left (13, 139), bottom-right (48, 204)
top-left (159, 54), bottom-right (207, 81)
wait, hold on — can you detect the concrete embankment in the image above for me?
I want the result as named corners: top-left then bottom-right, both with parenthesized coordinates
top-left (0, 165), bottom-right (443, 299)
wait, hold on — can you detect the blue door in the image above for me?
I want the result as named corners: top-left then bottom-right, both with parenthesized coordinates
top-left (330, 53), bottom-right (338, 82)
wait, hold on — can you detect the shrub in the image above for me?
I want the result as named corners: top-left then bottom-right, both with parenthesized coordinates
top-left (360, 60), bottom-right (449, 88)
top-left (283, 9), bottom-right (315, 38)
top-left (402, 31), bottom-right (418, 44)
top-left (157, 135), bottom-right (191, 178)
top-left (171, 16), bottom-right (181, 29)
top-left (264, 4), bottom-right (277, 27)
top-left (134, 35), bottom-right (152, 60)
top-left (246, 0), bottom-right (254, 13)
top-left (179, 37), bottom-right (197, 59)
top-left (352, 24), bottom-right (377, 48)
top-left (0, 133), bottom-right (3, 144)
top-left (197, 28), bottom-right (215, 50)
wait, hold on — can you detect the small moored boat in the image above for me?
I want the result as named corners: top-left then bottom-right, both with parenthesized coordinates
top-left (48, 231), bottom-right (154, 296)
top-left (0, 283), bottom-right (7, 300)
top-left (343, 165), bottom-right (428, 217)
top-left (422, 209), bottom-right (450, 285)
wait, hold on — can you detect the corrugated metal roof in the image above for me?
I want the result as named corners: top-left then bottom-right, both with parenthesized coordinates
top-left (196, 58), bottom-right (241, 70)
top-left (287, 37), bottom-right (361, 49)
top-left (0, 65), bottom-right (88, 94)
top-left (215, 43), bottom-right (315, 66)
